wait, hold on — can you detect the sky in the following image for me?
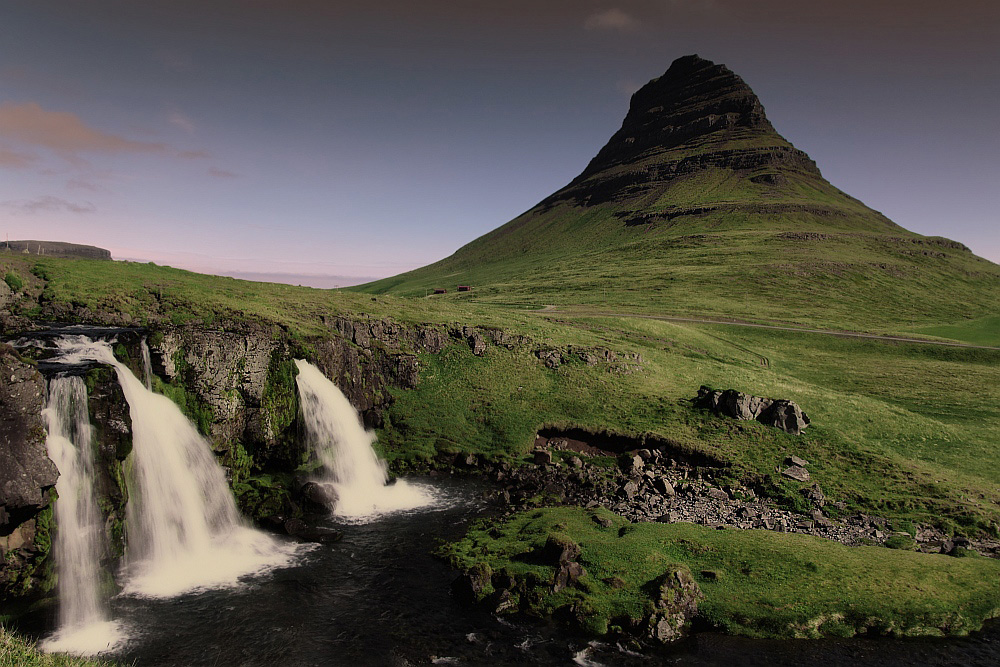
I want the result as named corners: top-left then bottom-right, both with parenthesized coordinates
top-left (1, 1), bottom-right (997, 287)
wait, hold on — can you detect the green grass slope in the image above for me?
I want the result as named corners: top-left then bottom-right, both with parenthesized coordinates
top-left (443, 507), bottom-right (1000, 639)
top-left (356, 57), bottom-right (1000, 331)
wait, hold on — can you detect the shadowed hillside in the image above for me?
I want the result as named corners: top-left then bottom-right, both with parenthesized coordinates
top-left (358, 55), bottom-right (1000, 331)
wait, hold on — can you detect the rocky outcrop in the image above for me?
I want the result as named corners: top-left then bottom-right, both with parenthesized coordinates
top-left (694, 386), bottom-right (810, 435)
top-left (0, 345), bottom-right (57, 600)
top-left (540, 54), bottom-right (824, 210)
top-left (645, 566), bottom-right (701, 643)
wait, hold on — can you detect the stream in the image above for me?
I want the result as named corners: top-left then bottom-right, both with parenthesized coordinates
top-left (16, 475), bottom-right (996, 666)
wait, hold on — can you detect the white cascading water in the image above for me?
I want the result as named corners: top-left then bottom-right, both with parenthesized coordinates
top-left (52, 336), bottom-right (300, 598)
top-left (140, 337), bottom-right (153, 390)
top-left (294, 360), bottom-right (435, 520)
top-left (40, 376), bottom-right (125, 656)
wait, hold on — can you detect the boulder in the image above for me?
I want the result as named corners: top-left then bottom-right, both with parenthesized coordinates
top-left (533, 449), bottom-right (553, 465)
top-left (695, 385), bottom-right (809, 434)
top-left (300, 481), bottom-right (339, 510)
top-left (541, 534), bottom-right (581, 564)
top-left (552, 561), bottom-right (586, 593)
top-left (653, 477), bottom-right (675, 496)
top-left (781, 465), bottom-right (811, 482)
top-left (646, 566), bottom-right (702, 643)
top-left (760, 400), bottom-right (810, 435)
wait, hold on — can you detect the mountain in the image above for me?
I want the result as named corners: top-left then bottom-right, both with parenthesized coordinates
top-left (357, 55), bottom-right (999, 330)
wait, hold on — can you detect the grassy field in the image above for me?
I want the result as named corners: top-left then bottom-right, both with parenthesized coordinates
top-left (442, 506), bottom-right (1000, 639)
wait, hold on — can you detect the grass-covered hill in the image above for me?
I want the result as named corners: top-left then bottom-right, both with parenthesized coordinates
top-left (2, 249), bottom-right (999, 643)
top-left (356, 55), bottom-right (1000, 331)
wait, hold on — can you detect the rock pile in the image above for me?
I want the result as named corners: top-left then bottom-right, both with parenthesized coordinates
top-left (694, 385), bottom-right (810, 435)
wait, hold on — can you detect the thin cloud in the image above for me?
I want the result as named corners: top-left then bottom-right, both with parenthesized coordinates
top-left (3, 195), bottom-right (96, 214)
top-left (0, 146), bottom-right (38, 169)
top-left (168, 110), bottom-right (196, 134)
top-left (208, 167), bottom-right (239, 179)
top-left (179, 149), bottom-right (212, 159)
top-left (584, 8), bottom-right (639, 31)
top-left (0, 102), bottom-right (166, 154)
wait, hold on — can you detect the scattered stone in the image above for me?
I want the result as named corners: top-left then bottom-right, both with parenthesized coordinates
top-left (454, 452), bottom-right (478, 468)
top-left (621, 480), bottom-right (639, 500)
top-left (533, 450), bottom-right (553, 465)
top-left (706, 488), bottom-right (730, 501)
top-left (653, 477), bottom-right (675, 496)
top-left (568, 456), bottom-right (584, 469)
top-left (781, 465), bottom-right (811, 482)
top-left (785, 455), bottom-right (810, 467)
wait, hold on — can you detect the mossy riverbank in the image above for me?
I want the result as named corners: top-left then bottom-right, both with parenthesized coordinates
top-left (442, 506), bottom-right (1000, 642)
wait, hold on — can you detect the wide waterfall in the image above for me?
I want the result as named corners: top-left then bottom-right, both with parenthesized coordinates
top-left (52, 337), bottom-right (300, 599)
top-left (40, 376), bottom-right (125, 656)
top-left (294, 360), bottom-right (435, 520)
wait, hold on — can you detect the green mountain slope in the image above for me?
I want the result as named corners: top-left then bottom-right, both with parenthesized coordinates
top-left (358, 55), bottom-right (1000, 331)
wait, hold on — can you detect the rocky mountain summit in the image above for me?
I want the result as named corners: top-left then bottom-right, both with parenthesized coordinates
top-left (547, 54), bottom-right (830, 211)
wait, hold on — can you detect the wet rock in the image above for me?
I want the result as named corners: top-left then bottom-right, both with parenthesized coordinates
top-left (300, 481), bottom-right (339, 510)
top-left (452, 563), bottom-right (493, 603)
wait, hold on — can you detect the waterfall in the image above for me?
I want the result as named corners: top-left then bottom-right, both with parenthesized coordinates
top-left (294, 359), bottom-right (435, 520)
top-left (52, 337), bottom-right (300, 599)
top-left (140, 337), bottom-right (152, 390)
top-left (39, 376), bottom-right (125, 656)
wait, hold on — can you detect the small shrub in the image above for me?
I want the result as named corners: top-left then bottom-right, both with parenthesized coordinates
top-left (4, 271), bottom-right (23, 292)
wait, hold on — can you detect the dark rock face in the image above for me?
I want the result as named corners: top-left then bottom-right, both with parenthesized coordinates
top-left (695, 385), bottom-right (810, 435)
top-left (0, 347), bottom-right (57, 600)
top-left (544, 54), bottom-right (820, 209)
top-left (0, 348), bottom-right (56, 519)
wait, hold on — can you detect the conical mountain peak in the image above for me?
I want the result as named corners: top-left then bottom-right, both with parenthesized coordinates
top-left (358, 56), bottom-right (998, 331)
top-left (547, 55), bottom-right (824, 209)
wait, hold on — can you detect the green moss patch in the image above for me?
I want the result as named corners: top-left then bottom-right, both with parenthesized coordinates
top-left (442, 507), bottom-right (1000, 640)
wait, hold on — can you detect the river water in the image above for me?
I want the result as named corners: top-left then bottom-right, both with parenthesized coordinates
top-left (18, 475), bottom-right (996, 666)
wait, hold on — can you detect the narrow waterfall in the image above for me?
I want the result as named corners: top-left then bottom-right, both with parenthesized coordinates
top-left (140, 337), bottom-right (152, 390)
top-left (52, 337), bottom-right (300, 598)
top-left (40, 377), bottom-right (124, 656)
top-left (294, 360), bottom-right (435, 520)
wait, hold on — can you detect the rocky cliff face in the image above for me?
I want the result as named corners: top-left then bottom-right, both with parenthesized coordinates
top-left (0, 345), bottom-right (57, 600)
